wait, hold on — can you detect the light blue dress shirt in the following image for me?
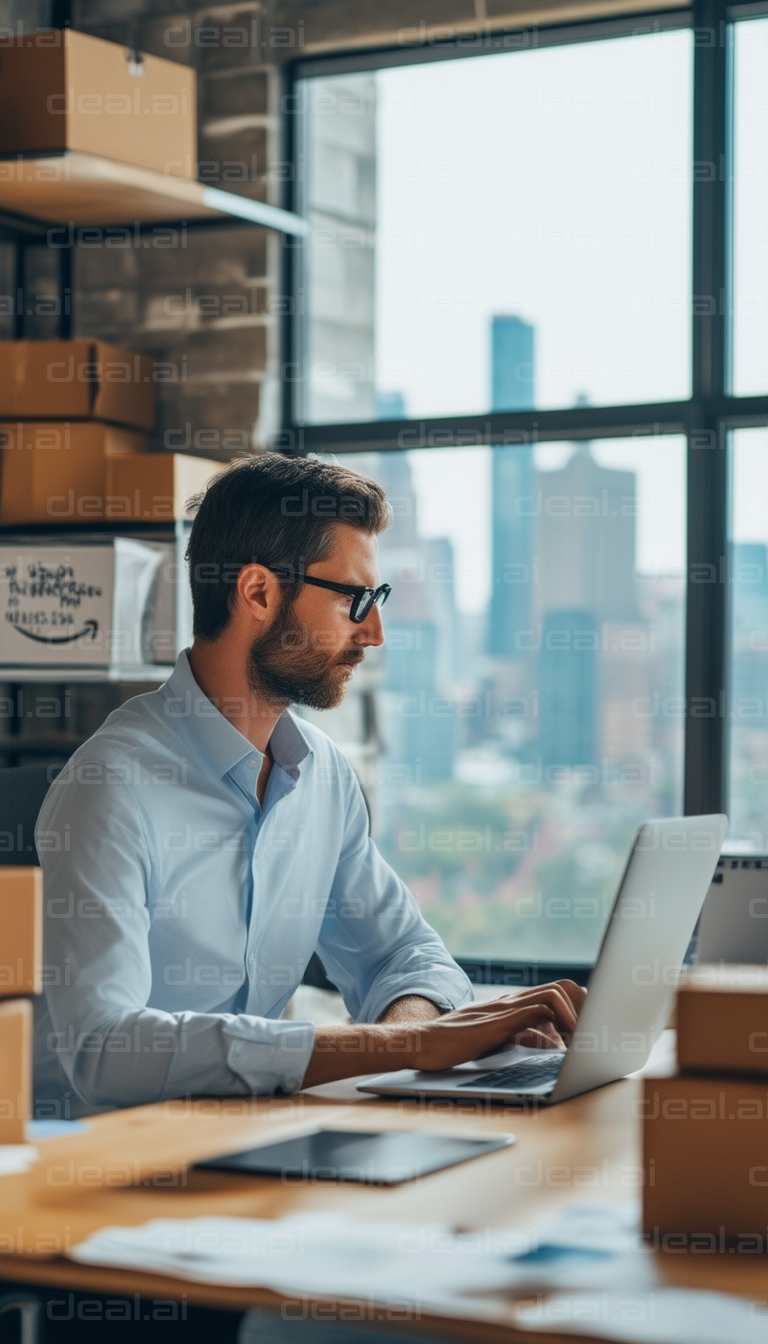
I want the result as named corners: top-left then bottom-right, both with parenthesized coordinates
top-left (33, 650), bottom-right (472, 1116)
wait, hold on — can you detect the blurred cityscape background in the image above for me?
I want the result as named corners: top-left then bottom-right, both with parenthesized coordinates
top-left (309, 398), bottom-right (687, 965)
top-left (298, 66), bottom-right (690, 963)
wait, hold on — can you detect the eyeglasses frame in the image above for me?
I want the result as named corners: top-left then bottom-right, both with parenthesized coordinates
top-left (262, 563), bottom-right (392, 624)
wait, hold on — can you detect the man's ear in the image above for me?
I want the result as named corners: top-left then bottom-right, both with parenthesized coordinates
top-left (236, 564), bottom-right (281, 626)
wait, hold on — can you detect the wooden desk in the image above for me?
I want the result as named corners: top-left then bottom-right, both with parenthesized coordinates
top-left (1, 1068), bottom-right (767, 1344)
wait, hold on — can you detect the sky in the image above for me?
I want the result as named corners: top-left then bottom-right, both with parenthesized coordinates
top-left (733, 428), bottom-right (768, 545)
top-left (375, 29), bottom-right (693, 416)
top-left (733, 19), bottom-right (768, 397)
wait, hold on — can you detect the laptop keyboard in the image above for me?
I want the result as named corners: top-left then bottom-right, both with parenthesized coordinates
top-left (457, 1051), bottom-right (567, 1092)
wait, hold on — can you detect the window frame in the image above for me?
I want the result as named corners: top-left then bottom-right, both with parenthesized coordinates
top-left (278, 0), bottom-right (768, 985)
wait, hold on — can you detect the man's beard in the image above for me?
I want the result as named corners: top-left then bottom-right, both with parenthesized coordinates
top-left (247, 595), bottom-right (363, 711)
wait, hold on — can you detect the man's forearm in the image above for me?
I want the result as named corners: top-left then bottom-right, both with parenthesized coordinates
top-left (378, 994), bottom-right (443, 1024)
top-left (301, 999), bottom-right (441, 1089)
top-left (301, 1021), bottom-right (425, 1089)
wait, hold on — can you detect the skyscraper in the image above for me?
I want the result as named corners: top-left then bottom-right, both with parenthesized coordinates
top-left (488, 316), bottom-right (535, 658)
top-left (539, 610), bottom-right (598, 768)
top-left (376, 453), bottom-right (456, 782)
top-left (534, 438), bottom-right (638, 768)
top-left (535, 442), bottom-right (637, 625)
top-left (731, 541), bottom-right (768, 716)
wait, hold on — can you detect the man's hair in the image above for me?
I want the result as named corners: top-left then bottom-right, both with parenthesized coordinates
top-left (185, 453), bottom-right (391, 640)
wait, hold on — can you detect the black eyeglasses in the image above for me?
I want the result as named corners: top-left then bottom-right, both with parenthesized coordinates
top-left (265, 564), bottom-right (392, 624)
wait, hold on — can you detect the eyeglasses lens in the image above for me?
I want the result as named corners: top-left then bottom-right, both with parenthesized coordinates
top-left (351, 592), bottom-right (373, 623)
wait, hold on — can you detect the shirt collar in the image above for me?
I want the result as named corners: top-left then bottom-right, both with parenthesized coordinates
top-left (162, 649), bottom-right (312, 781)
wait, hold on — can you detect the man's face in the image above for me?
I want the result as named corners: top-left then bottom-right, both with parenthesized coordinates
top-left (248, 523), bottom-right (386, 710)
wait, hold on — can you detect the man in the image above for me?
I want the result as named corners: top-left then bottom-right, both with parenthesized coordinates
top-left (34, 454), bottom-right (583, 1116)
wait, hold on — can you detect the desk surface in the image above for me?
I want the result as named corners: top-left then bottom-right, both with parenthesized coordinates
top-left (1, 1063), bottom-right (767, 1344)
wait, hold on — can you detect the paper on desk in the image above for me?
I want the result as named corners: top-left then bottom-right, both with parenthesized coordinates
top-left (71, 1200), bottom-right (765, 1339)
top-left (71, 1212), bottom-right (521, 1309)
top-left (0, 1145), bottom-right (38, 1176)
top-left (514, 1288), bottom-right (768, 1343)
top-left (27, 1119), bottom-right (89, 1140)
top-left (506, 1204), bottom-right (768, 1342)
top-left (69, 1203), bottom-right (649, 1306)
top-left (495, 1202), bottom-right (656, 1297)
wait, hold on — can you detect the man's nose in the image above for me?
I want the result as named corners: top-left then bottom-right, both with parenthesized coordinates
top-left (355, 604), bottom-right (385, 647)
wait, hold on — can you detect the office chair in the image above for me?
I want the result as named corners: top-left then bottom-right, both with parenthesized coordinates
top-left (0, 764), bottom-right (60, 867)
top-left (0, 1291), bottom-right (40, 1344)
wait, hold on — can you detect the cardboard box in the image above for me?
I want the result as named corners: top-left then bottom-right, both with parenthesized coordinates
top-left (0, 998), bottom-right (31, 1144)
top-left (0, 539), bottom-right (187, 668)
top-left (0, 341), bottom-right (155, 429)
top-left (677, 964), bottom-right (768, 1077)
top-left (0, 421), bottom-right (146, 524)
top-left (105, 453), bottom-right (221, 521)
top-left (642, 1072), bottom-right (768, 1240)
top-left (0, 29), bottom-right (196, 179)
top-left (0, 868), bottom-right (42, 998)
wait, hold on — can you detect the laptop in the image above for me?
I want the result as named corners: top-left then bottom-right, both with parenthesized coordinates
top-left (359, 815), bottom-right (727, 1105)
top-left (696, 854), bottom-right (768, 965)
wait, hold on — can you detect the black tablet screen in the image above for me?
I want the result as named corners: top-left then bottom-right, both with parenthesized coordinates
top-left (195, 1128), bottom-right (511, 1186)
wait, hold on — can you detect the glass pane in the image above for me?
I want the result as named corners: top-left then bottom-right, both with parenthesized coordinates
top-left (298, 31), bottom-right (692, 424)
top-left (316, 438), bottom-right (686, 963)
top-left (732, 18), bottom-right (768, 397)
top-left (728, 427), bottom-right (768, 848)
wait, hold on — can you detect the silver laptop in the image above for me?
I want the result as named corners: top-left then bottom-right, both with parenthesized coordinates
top-left (696, 854), bottom-right (768, 965)
top-left (359, 815), bottom-right (727, 1105)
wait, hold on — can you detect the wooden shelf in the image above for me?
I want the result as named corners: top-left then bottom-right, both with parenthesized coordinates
top-left (0, 152), bottom-right (307, 235)
top-left (0, 664), bottom-right (173, 683)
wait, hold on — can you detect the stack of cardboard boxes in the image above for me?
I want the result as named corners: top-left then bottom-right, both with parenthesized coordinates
top-left (0, 339), bottom-right (221, 525)
top-left (0, 338), bottom-right (156, 525)
top-left (0, 339), bottom-right (221, 668)
top-left (0, 29), bottom-right (225, 670)
top-left (643, 965), bottom-right (768, 1242)
top-left (0, 867), bottom-right (43, 1147)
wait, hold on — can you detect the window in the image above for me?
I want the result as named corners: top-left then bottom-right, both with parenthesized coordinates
top-left (296, 30), bottom-right (692, 424)
top-left (732, 18), bottom-right (768, 397)
top-left (286, 3), bottom-right (768, 974)
top-left (728, 427), bottom-right (768, 850)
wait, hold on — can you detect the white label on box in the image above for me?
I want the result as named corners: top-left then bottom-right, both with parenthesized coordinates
top-left (0, 542), bottom-right (164, 668)
top-left (144, 543), bottom-right (192, 665)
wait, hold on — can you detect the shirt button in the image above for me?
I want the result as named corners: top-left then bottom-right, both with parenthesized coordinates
top-left (283, 1077), bottom-right (300, 1094)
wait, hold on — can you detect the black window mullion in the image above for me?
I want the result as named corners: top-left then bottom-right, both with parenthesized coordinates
top-left (684, 0), bottom-right (730, 817)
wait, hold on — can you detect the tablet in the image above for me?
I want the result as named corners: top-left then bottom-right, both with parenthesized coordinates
top-left (195, 1128), bottom-right (513, 1186)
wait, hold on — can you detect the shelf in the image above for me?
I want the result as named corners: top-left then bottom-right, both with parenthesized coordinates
top-left (0, 152), bottom-right (307, 235)
top-left (0, 664), bottom-right (173, 683)
top-left (0, 520), bottom-right (189, 540)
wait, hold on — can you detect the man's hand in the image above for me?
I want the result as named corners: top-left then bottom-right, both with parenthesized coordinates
top-left (406, 982), bottom-right (585, 1070)
top-left (300, 980), bottom-right (586, 1089)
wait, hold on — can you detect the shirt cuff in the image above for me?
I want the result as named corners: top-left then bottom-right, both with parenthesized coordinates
top-left (360, 975), bottom-right (473, 1024)
top-left (223, 1018), bottom-right (316, 1096)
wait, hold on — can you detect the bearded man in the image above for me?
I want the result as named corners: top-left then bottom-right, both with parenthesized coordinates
top-left (34, 454), bottom-right (581, 1115)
